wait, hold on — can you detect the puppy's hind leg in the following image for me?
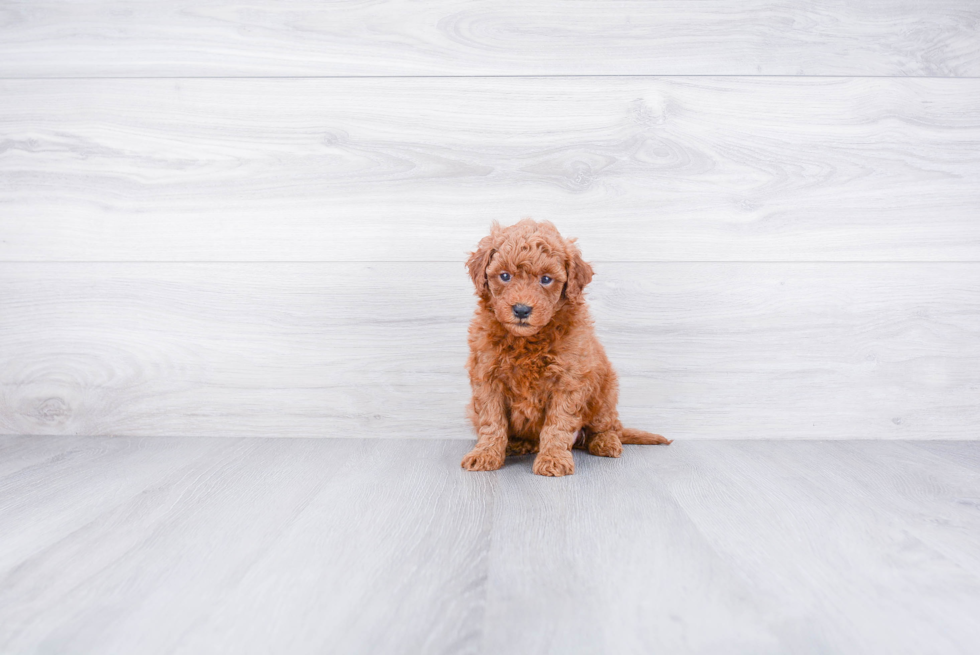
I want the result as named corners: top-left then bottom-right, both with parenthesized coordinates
top-left (587, 429), bottom-right (623, 458)
top-left (584, 416), bottom-right (624, 458)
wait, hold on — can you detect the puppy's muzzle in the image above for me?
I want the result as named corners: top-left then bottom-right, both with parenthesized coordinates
top-left (512, 304), bottom-right (532, 320)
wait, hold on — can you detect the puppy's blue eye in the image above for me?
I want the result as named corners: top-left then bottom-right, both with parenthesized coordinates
top-left (499, 272), bottom-right (511, 282)
top-left (541, 276), bottom-right (552, 285)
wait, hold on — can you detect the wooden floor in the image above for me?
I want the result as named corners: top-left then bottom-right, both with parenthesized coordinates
top-left (2, 436), bottom-right (978, 654)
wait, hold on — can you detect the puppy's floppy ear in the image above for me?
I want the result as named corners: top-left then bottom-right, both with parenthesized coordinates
top-left (466, 223), bottom-right (499, 299)
top-left (562, 238), bottom-right (594, 302)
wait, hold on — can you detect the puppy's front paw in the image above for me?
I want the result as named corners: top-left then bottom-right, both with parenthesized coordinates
top-left (462, 448), bottom-right (504, 471)
top-left (532, 450), bottom-right (575, 477)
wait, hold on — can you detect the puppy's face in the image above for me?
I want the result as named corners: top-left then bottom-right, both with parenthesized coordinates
top-left (467, 220), bottom-right (593, 337)
top-left (484, 247), bottom-right (567, 337)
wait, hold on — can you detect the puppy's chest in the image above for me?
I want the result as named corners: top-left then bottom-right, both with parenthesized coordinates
top-left (494, 349), bottom-right (562, 409)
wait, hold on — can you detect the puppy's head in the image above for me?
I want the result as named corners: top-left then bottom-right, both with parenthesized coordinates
top-left (466, 219), bottom-right (593, 337)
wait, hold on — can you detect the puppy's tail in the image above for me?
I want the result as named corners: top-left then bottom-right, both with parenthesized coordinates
top-left (621, 428), bottom-right (672, 445)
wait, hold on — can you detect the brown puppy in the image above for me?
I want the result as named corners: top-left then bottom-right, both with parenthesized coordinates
top-left (461, 219), bottom-right (670, 477)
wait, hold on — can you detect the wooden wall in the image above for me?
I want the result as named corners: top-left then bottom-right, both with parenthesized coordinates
top-left (2, 1), bottom-right (979, 439)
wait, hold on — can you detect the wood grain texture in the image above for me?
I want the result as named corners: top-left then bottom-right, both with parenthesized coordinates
top-left (2, 262), bottom-right (977, 440)
top-left (484, 439), bottom-right (980, 654)
top-left (2, 437), bottom-right (979, 654)
top-left (2, 77), bottom-right (980, 262)
top-left (0, 437), bottom-right (493, 654)
top-left (1, 1), bottom-right (979, 77)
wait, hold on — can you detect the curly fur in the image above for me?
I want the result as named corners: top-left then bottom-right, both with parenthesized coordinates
top-left (461, 219), bottom-right (670, 477)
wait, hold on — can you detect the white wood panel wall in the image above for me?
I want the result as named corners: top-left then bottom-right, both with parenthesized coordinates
top-left (1, 1), bottom-right (979, 77)
top-left (3, 77), bottom-right (980, 263)
top-left (1, 1), bottom-right (979, 440)
top-left (2, 263), bottom-right (978, 439)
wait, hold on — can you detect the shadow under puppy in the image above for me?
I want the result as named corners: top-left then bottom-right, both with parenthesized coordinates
top-left (462, 219), bottom-right (670, 477)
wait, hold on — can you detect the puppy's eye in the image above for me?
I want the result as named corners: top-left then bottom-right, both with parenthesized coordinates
top-left (499, 272), bottom-right (511, 282)
top-left (540, 275), bottom-right (552, 285)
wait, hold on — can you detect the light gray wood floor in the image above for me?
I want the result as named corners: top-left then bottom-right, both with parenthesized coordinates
top-left (2, 436), bottom-right (978, 654)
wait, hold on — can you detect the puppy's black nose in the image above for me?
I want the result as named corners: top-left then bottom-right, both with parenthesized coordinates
top-left (512, 304), bottom-right (532, 319)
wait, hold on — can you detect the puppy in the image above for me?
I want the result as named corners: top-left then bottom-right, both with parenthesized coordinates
top-left (461, 219), bottom-right (670, 477)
